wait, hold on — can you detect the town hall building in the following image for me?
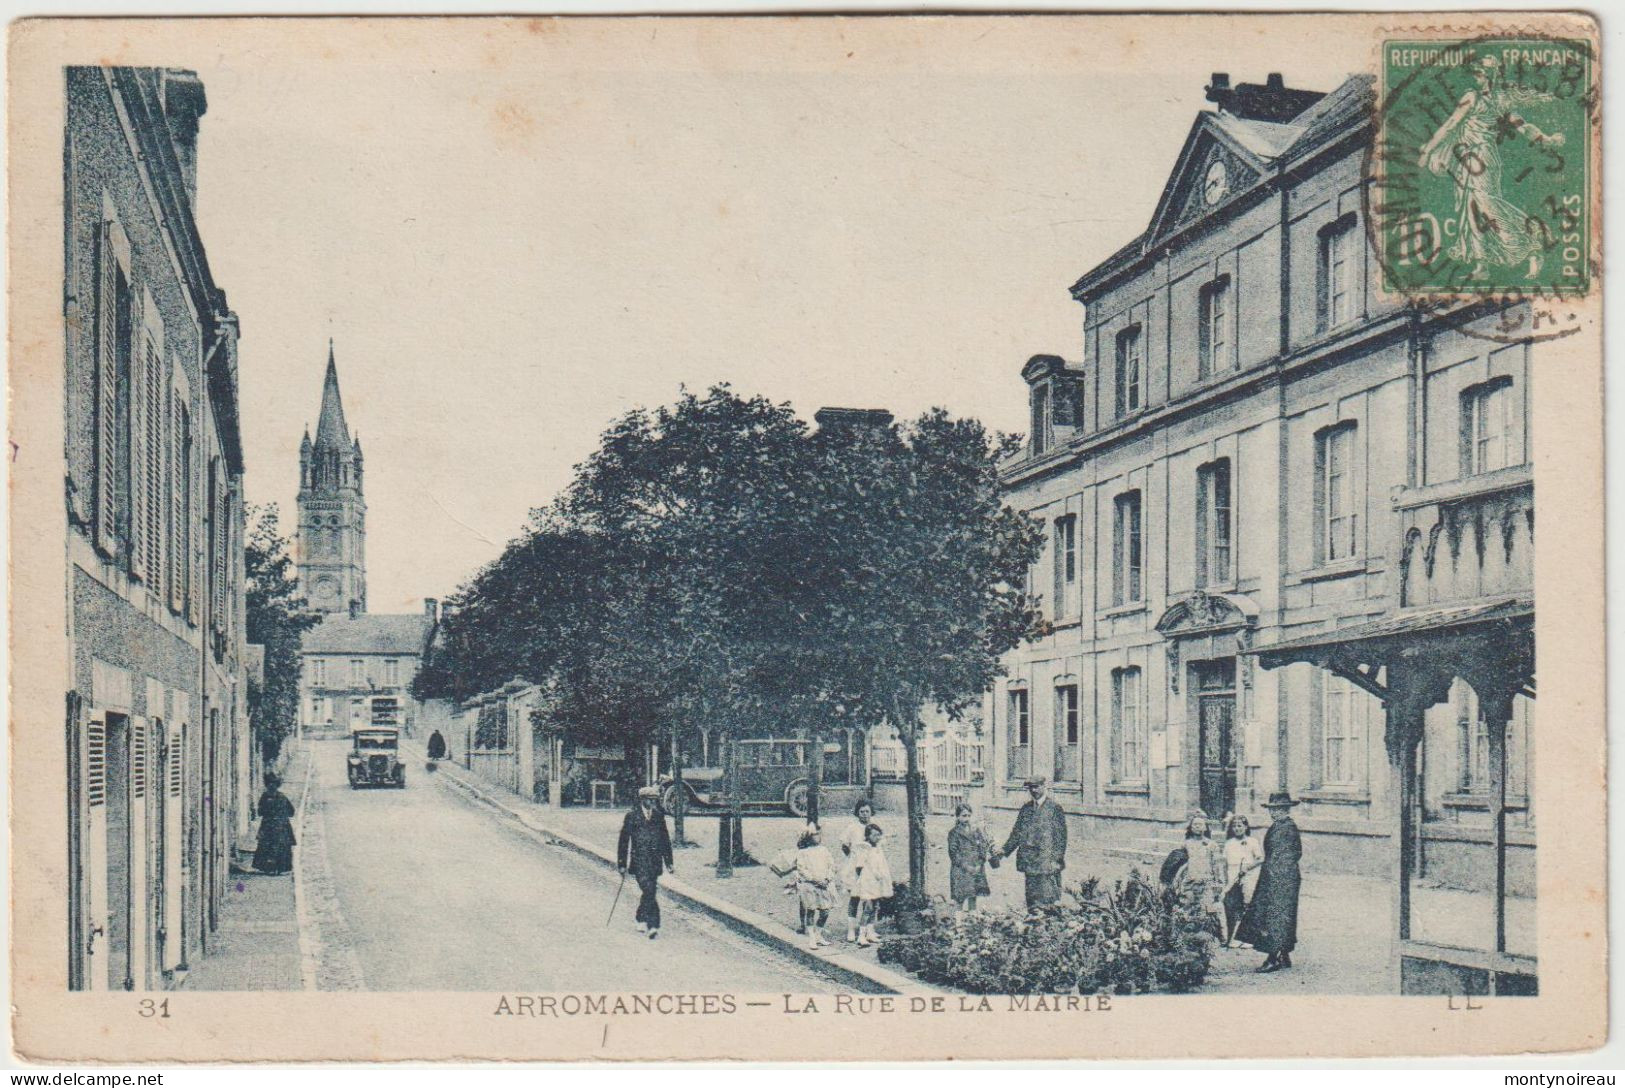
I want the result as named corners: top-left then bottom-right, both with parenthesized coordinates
top-left (991, 72), bottom-right (1538, 993)
top-left (296, 346), bottom-right (438, 737)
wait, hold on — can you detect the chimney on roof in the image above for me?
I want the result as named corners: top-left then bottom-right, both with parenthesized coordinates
top-left (348, 599), bottom-right (362, 620)
top-left (1206, 73), bottom-right (1232, 110)
top-left (1266, 72), bottom-right (1285, 90)
top-left (1206, 71), bottom-right (1325, 123)
top-left (425, 598), bottom-right (439, 621)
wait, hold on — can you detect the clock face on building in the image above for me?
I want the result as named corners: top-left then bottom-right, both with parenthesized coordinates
top-left (314, 576), bottom-right (339, 603)
top-left (1203, 158), bottom-right (1229, 205)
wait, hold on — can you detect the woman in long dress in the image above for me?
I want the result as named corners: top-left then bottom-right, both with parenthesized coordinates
top-left (253, 773), bottom-right (297, 875)
top-left (1236, 792), bottom-right (1303, 972)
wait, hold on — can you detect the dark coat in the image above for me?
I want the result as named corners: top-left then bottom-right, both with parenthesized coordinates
top-left (1000, 797), bottom-right (1068, 874)
top-left (253, 789), bottom-right (297, 874)
top-left (617, 805), bottom-right (674, 877)
top-left (947, 823), bottom-right (992, 900)
top-left (426, 731), bottom-right (447, 760)
top-left (1235, 816), bottom-right (1302, 954)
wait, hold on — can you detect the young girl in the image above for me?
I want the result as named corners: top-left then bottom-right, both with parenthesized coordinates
top-left (794, 823), bottom-right (836, 950)
top-left (839, 799), bottom-right (876, 941)
top-left (850, 822), bottom-right (894, 947)
top-left (947, 803), bottom-right (992, 913)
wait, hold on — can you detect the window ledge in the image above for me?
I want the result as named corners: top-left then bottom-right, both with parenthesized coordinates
top-left (1104, 781), bottom-right (1150, 796)
top-left (1099, 602), bottom-right (1148, 619)
top-left (1441, 791), bottom-right (1530, 812)
top-left (1300, 788), bottom-right (1370, 805)
top-left (1288, 558), bottom-right (1367, 585)
top-left (1049, 618), bottom-right (1082, 631)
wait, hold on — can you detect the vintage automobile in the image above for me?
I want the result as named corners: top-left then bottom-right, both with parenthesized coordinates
top-left (658, 738), bottom-right (837, 818)
top-left (347, 727), bottom-right (406, 789)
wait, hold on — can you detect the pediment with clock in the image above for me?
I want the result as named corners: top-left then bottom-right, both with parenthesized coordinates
top-left (1145, 118), bottom-right (1267, 245)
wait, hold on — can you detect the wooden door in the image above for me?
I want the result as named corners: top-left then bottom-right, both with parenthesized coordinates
top-left (1198, 696), bottom-right (1236, 820)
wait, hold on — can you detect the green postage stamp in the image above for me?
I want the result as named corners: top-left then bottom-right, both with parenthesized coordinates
top-left (1375, 36), bottom-right (1594, 297)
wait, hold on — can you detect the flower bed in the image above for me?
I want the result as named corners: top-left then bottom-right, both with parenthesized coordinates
top-left (877, 870), bottom-right (1216, 995)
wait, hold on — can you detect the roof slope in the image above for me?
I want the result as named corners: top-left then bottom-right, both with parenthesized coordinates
top-left (302, 612), bottom-right (434, 655)
top-left (313, 341), bottom-right (352, 451)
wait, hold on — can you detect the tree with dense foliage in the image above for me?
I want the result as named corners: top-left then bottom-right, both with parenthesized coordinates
top-left (244, 504), bottom-right (322, 762)
top-left (414, 385), bottom-right (1044, 892)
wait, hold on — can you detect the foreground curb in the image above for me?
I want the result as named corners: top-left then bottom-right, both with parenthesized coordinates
top-left (436, 761), bottom-right (925, 996)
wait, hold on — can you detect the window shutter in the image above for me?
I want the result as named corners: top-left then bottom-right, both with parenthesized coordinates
top-left (86, 717), bottom-right (108, 809)
top-left (145, 335), bottom-right (166, 596)
top-left (212, 468), bottom-right (226, 630)
top-left (93, 224), bottom-right (119, 554)
top-left (129, 325), bottom-right (149, 581)
top-left (170, 389), bottom-right (185, 613)
top-left (186, 441), bottom-right (201, 625)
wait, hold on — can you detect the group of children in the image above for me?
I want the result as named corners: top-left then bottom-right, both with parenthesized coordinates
top-left (785, 799), bottom-right (1006, 951)
top-left (786, 799), bottom-right (894, 950)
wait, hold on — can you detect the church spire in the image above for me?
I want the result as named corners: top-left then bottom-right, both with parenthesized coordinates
top-left (314, 339), bottom-right (350, 451)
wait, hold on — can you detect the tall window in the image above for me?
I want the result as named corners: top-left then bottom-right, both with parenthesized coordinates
top-left (1315, 423), bottom-right (1359, 563)
top-left (1030, 383), bottom-right (1051, 456)
top-left (1112, 667), bottom-right (1145, 782)
top-left (1115, 326), bottom-right (1142, 417)
top-left (311, 659), bottom-right (326, 686)
top-left (1322, 675), bottom-right (1368, 789)
top-left (385, 659), bottom-right (400, 686)
top-left (1320, 216), bottom-right (1357, 331)
top-left (1052, 515), bottom-right (1077, 619)
top-left (1112, 490), bottom-right (1143, 605)
top-left (1462, 378), bottom-right (1514, 476)
top-left (1053, 683), bottom-right (1079, 782)
top-left (350, 659), bottom-right (364, 686)
top-left (1007, 688), bottom-right (1031, 779)
top-left (130, 317), bottom-right (168, 590)
top-left (1196, 459), bottom-right (1233, 587)
top-left (1198, 277), bottom-right (1230, 378)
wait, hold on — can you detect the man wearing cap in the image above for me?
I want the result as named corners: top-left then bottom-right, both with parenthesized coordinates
top-left (991, 776), bottom-right (1069, 909)
top-left (1235, 791), bottom-right (1303, 972)
top-left (618, 786), bottom-right (675, 939)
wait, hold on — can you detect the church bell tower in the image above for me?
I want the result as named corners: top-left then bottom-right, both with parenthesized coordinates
top-left (297, 341), bottom-right (367, 614)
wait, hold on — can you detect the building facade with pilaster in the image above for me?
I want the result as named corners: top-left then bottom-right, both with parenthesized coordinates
top-left (989, 71), bottom-right (1537, 913)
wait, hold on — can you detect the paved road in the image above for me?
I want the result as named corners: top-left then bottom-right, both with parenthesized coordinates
top-left (306, 738), bottom-right (834, 992)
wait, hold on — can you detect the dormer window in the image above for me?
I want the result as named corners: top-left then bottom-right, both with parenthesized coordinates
top-left (1030, 382), bottom-right (1051, 456)
top-left (1023, 355), bottom-right (1086, 457)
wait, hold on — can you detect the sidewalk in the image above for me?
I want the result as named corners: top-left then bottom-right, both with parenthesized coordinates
top-left (181, 744), bottom-right (314, 991)
top-left (446, 756), bottom-right (1532, 995)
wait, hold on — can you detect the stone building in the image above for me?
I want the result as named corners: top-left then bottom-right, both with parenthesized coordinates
top-left (293, 352), bottom-right (439, 736)
top-left (63, 66), bottom-right (250, 991)
top-left (991, 72), bottom-right (1537, 989)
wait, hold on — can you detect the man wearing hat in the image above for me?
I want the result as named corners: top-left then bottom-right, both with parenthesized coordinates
top-left (1235, 791), bottom-right (1303, 972)
top-left (617, 786), bottom-right (675, 939)
top-left (991, 776), bottom-right (1069, 910)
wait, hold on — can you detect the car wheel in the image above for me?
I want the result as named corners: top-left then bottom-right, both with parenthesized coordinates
top-left (660, 782), bottom-right (688, 814)
top-left (785, 781), bottom-right (810, 819)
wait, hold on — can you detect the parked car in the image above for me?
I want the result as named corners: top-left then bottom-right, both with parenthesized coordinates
top-left (660, 738), bottom-right (838, 818)
top-left (347, 727), bottom-right (406, 789)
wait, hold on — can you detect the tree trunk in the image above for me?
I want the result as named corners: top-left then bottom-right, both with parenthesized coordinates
top-left (808, 730), bottom-right (823, 827)
top-left (716, 733), bottom-right (734, 878)
top-left (901, 722), bottom-right (928, 897)
top-left (670, 721), bottom-right (688, 846)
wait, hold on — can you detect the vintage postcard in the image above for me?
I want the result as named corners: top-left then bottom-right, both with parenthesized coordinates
top-left (7, 12), bottom-right (1605, 1062)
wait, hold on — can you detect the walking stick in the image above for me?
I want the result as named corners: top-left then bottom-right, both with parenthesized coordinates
top-left (607, 869), bottom-right (628, 926)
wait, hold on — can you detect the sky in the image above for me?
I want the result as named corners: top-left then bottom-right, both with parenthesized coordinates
top-left (185, 16), bottom-right (1370, 612)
